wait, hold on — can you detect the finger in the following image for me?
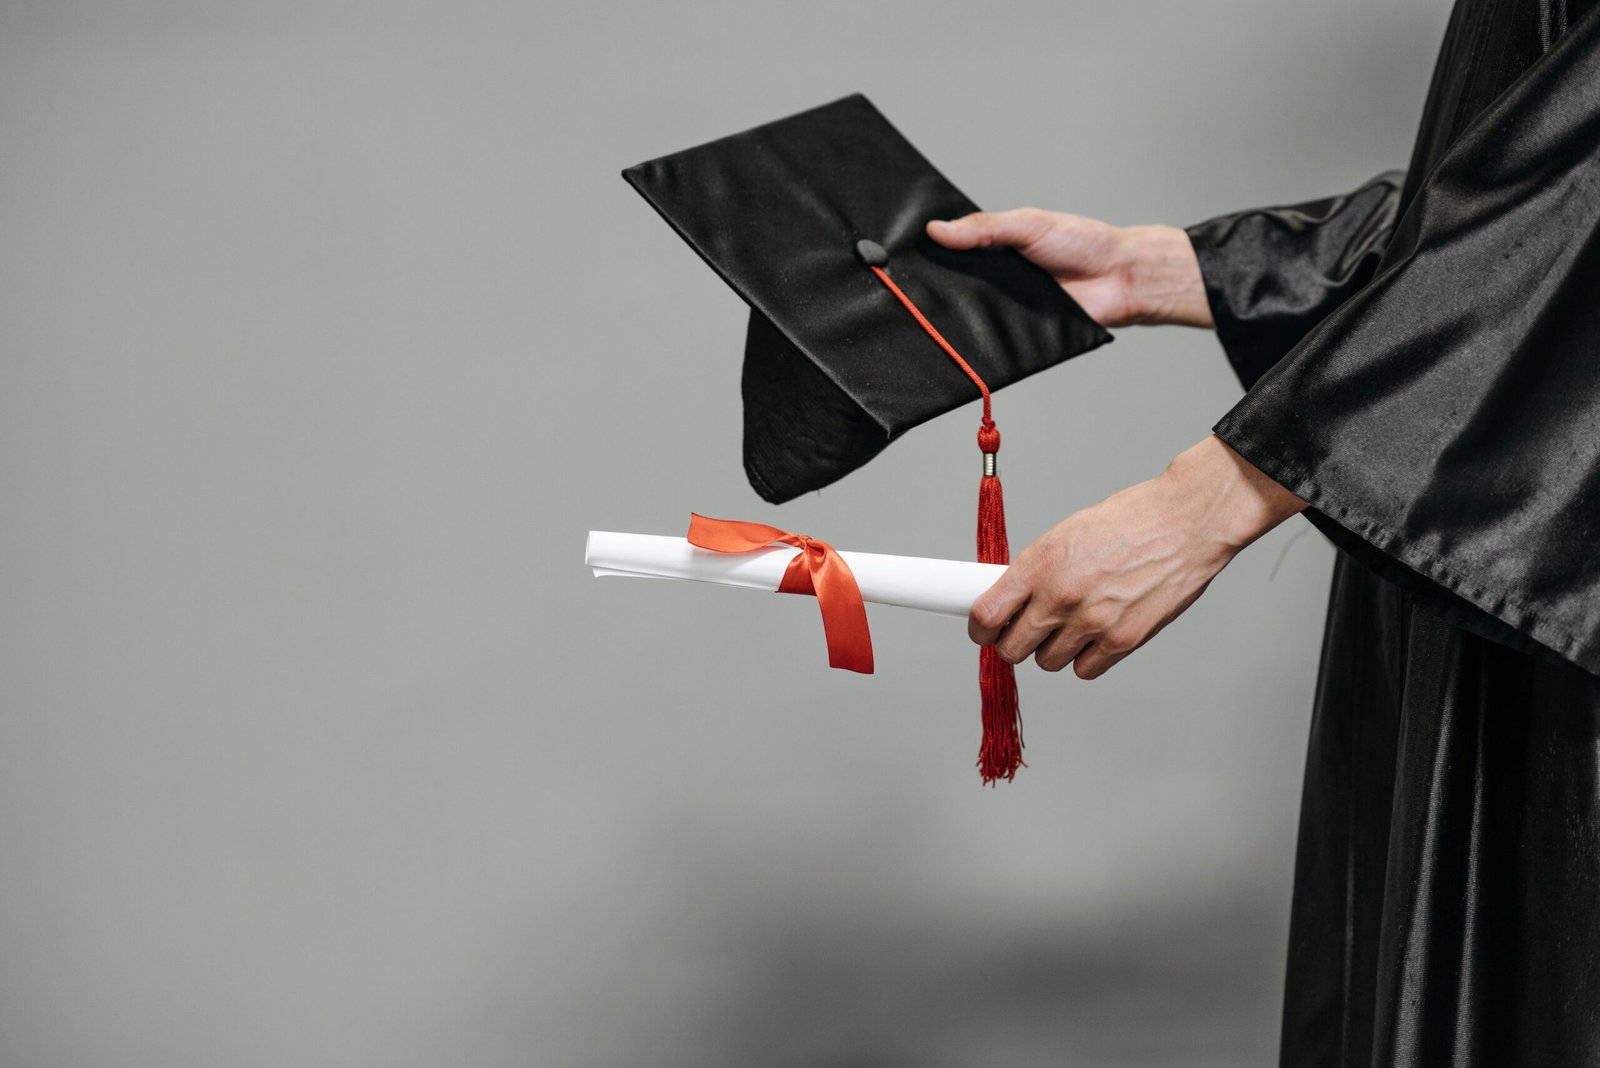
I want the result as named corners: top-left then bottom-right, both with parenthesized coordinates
top-left (993, 602), bottom-right (1059, 665)
top-left (1071, 640), bottom-right (1132, 681)
top-left (968, 569), bottom-right (1031, 645)
top-left (1033, 628), bottom-right (1090, 673)
top-left (927, 208), bottom-right (1049, 252)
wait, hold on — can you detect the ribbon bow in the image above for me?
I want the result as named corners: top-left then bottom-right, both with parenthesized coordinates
top-left (687, 513), bottom-right (874, 674)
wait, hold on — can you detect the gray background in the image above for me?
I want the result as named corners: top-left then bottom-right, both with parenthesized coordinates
top-left (0, 1), bottom-right (1447, 1065)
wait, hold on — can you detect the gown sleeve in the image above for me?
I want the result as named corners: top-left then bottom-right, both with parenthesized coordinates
top-left (1212, 8), bottom-right (1600, 676)
top-left (1186, 171), bottom-right (1406, 390)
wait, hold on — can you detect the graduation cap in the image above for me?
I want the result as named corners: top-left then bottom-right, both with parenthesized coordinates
top-left (623, 94), bottom-right (1111, 782)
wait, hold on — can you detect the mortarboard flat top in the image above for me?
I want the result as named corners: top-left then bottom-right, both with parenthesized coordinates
top-left (623, 93), bottom-right (1111, 504)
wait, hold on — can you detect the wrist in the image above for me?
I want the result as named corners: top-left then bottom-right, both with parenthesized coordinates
top-left (1163, 435), bottom-right (1307, 553)
top-left (1119, 225), bottom-right (1215, 329)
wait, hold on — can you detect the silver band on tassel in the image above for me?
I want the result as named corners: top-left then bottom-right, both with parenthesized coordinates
top-left (983, 452), bottom-right (997, 477)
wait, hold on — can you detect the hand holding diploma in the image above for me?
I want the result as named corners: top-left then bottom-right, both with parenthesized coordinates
top-left (966, 435), bottom-right (1307, 680)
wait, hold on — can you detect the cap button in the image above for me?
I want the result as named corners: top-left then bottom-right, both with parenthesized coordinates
top-left (854, 239), bottom-right (888, 267)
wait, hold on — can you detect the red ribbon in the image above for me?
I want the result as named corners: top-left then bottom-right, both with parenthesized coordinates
top-left (687, 513), bottom-right (874, 675)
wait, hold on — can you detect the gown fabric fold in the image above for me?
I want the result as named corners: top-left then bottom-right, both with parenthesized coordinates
top-left (1185, 0), bottom-right (1600, 1063)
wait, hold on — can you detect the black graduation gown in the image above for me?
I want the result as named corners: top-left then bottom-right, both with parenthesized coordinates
top-left (1185, 1), bottom-right (1600, 1063)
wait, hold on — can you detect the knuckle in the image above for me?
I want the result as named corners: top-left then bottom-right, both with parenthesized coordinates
top-left (1054, 585), bottom-right (1084, 611)
top-left (1035, 568), bottom-right (1074, 603)
top-left (1073, 658), bottom-right (1100, 681)
top-left (1030, 536), bottom-right (1067, 569)
top-left (1076, 606), bottom-right (1112, 634)
top-left (1098, 632), bottom-right (1132, 656)
top-left (971, 598), bottom-right (1008, 631)
top-left (966, 213), bottom-right (997, 245)
top-left (1012, 207), bottom-right (1052, 242)
top-left (1104, 627), bottom-right (1140, 655)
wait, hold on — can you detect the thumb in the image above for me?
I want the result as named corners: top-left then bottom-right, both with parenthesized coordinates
top-left (926, 209), bottom-right (1049, 251)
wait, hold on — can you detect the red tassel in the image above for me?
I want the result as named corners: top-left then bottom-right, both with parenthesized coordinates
top-left (976, 423), bottom-right (1023, 784)
top-left (862, 259), bottom-right (1025, 783)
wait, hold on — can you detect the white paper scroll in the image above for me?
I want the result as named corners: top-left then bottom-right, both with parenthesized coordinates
top-left (585, 531), bottom-right (1005, 618)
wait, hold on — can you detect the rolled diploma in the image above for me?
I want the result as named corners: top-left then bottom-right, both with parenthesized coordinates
top-left (585, 531), bottom-right (1005, 618)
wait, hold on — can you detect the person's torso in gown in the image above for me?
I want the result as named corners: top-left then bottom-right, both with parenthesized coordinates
top-left (1279, 1), bottom-right (1600, 1065)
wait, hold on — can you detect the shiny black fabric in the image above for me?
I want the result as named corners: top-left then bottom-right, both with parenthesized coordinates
top-left (1289, 556), bottom-right (1600, 1066)
top-left (1195, 1), bottom-right (1600, 677)
top-left (623, 94), bottom-right (1109, 504)
top-left (1189, 172), bottom-right (1405, 391)
top-left (1187, 0), bottom-right (1600, 1063)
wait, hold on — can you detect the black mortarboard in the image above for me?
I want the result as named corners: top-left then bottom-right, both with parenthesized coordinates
top-left (622, 93), bottom-right (1111, 505)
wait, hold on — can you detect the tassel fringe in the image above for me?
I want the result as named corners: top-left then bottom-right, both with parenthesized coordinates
top-left (976, 425), bottom-right (1024, 784)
